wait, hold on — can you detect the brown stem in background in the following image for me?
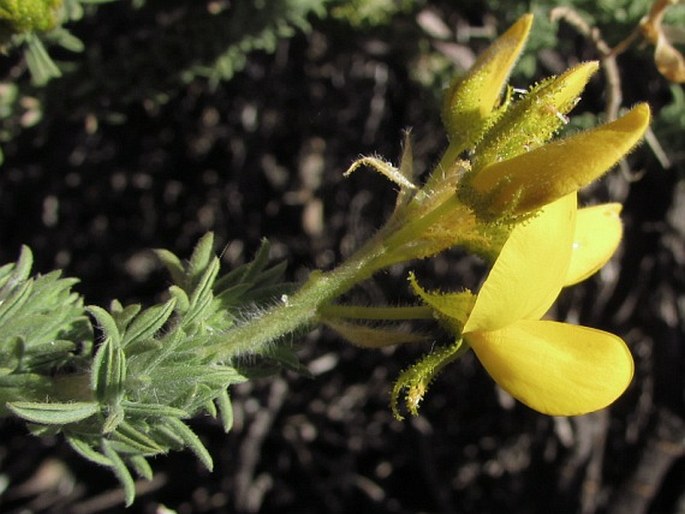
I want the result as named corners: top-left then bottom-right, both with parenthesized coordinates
top-left (550, 7), bottom-right (672, 172)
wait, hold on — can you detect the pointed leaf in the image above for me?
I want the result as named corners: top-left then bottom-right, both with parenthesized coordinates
top-left (7, 401), bottom-right (99, 424)
top-left (120, 401), bottom-right (189, 419)
top-left (88, 305), bottom-right (122, 347)
top-left (128, 455), bottom-right (153, 481)
top-left (163, 417), bottom-right (213, 471)
top-left (188, 233), bottom-right (215, 283)
top-left (101, 439), bottom-right (136, 507)
top-left (122, 299), bottom-right (176, 346)
top-left (91, 337), bottom-right (126, 403)
top-left (154, 248), bottom-right (185, 287)
top-left (216, 389), bottom-right (234, 433)
top-left (66, 435), bottom-right (113, 466)
top-left (113, 421), bottom-right (165, 454)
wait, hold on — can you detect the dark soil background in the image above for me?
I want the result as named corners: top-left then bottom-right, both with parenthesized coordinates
top-left (0, 2), bottom-right (684, 513)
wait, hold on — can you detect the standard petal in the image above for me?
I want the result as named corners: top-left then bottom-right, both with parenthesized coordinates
top-left (467, 319), bottom-right (634, 416)
top-left (463, 194), bottom-right (576, 334)
top-left (469, 104), bottom-right (651, 216)
top-left (565, 203), bottom-right (623, 286)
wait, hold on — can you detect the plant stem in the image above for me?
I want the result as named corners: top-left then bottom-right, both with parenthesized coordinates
top-left (202, 194), bottom-right (474, 361)
top-left (201, 233), bottom-right (388, 360)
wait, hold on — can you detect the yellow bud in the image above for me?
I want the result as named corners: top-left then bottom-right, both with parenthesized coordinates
top-left (467, 103), bottom-right (651, 216)
top-left (441, 14), bottom-right (533, 150)
top-left (472, 61), bottom-right (600, 169)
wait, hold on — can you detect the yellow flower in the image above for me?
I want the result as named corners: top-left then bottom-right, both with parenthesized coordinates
top-left (439, 13), bottom-right (651, 219)
top-left (466, 104), bottom-right (650, 217)
top-left (412, 194), bottom-right (633, 415)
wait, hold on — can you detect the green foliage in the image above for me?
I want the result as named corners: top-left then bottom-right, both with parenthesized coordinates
top-left (0, 233), bottom-right (294, 505)
top-left (0, 0), bottom-right (62, 36)
top-left (330, 0), bottom-right (420, 27)
top-left (0, 245), bottom-right (90, 412)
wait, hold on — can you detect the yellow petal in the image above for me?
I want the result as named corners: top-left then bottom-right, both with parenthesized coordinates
top-left (469, 103), bottom-right (651, 216)
top-left (565, 203), bottom-right (623, 286)
top-left (441, 14), bottom-right (533, 149)
top-left (467, 319), bottom-right (634, 415)
top-left (463, 194), bottom-right (576, 334)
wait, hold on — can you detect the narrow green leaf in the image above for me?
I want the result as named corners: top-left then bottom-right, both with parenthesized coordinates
top-left (12, 245), bottom-right (34, 284)
top-left (241, 239), bottom-right (271, 284)
top-left (122, 299), bottom-right (176, 347)
top-left (167, 286), bottom-right (190, 313)
top-left (66, 434), bottom-right (112, 466)
top-left (152, 424), bottom-right (185, 449)
top-left (214, 282), bottom-right (252, 306)
top-left (163, 417), bottom-right (213, 471)
top-left (154, 249), bottom-right (185, 287)
top-left (51, 27), bottom-right (85, 52)
top-left (183, 258), bottom-right (220, 327)
top-left (0, 280), bottom-right (33, 323)
top-left (120, 401), bottom-right (189, 419)
top-left (124, 338), bottom-right (162, 357)
top-left (203, 399), bottom-right (217, 418)
top-left (188, 233), bottom-right (215, 283)
top-left (101, 439), bottom-right (136, 507)
top-left (112, 421), bottom-right (165, 455)
top-left (88, 306), bottom-right (122, 346)
top-left (102, 405), bottom-right (125, 434)
top-left (7, 401), bottom-right (99, 424)
top-left (216, 389), bottom-right (234, 433)
top-left (252, 260), bottom-right (288, 288)
top-left (128, 455), bottom-right (153, 481)
top-left (111, 303), bottom-right (142, 333)
top-left (91, 337), bottom-right (127, 403)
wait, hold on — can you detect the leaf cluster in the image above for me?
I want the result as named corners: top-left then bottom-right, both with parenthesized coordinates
top-left (1, 233), bottom-right (294, 505)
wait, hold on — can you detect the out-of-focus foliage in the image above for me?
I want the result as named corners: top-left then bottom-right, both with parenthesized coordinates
top-left (330, 0), bottom-right (420, 26)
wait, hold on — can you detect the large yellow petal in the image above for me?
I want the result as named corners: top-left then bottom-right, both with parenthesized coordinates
top-left (469, 104), bottom-right (651, 216)
top-left (467, 319), bottom-right (634, 415)
top-left (565, 203), bottom-right (623, 286)
top-left (463, 194), bottom-right (576, 334)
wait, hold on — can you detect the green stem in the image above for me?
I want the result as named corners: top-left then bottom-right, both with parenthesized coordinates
top-left (202, 184), bottom-right (472, 361)
top-left (374, 194), bottom-right (464, 268)
top-left (201, 235), bottom-right (387, 360)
